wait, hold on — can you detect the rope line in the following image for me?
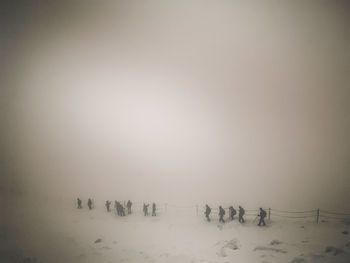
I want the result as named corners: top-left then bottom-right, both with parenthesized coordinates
top-left (272, 214), bottom-right (315, 219)
top-left (320, 210), bottom-right (350, 216)
top-left (167, 204), bottom-right (196, 208)
top-left (271, 209), bottom-right (317, 214)
top-left (320, 215), bottom-right (350, 220)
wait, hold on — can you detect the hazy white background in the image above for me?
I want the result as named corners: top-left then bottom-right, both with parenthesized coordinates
top-left (1, 0), bottom-right (349, 211)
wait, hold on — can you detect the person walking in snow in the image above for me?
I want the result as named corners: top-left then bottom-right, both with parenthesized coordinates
top-left (152, 203), bottom-right (156, 216)
top-left (127, 200), bottom-right (132, 214)
top-left (105, 200), bottom-right (111, 212)
top-left (229, 206), bottom-right (236, 220)
top-left (88, 198), bottom-right (93, 210)
top-left (258, 208), bottom-right (267, 226)
top-left (116, 202), bottom-right (124, 216)
top-left (205, 204), bottom-right (211, 222)
top-left (219, 206), bottom-right (226, 223)
top-left (77, 198), bottom-right (82, 209)
top-left (115, 201), bottom-right (120, 215)
top-left (120, 203), bottom-right (126, 216)
top-left (116, 202), bottom-right (120, 215)
top-left (143, 203), bottom-right (149, 216)
top-left (238, 206), bottom-right (245, 223)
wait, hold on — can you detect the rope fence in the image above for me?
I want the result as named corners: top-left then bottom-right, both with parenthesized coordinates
top-left (269, 208), bottom-right (350, 222)
top-left (321, 210), bottom-right (350, 216)
top-left (271, 209), bottom-right (317, 214)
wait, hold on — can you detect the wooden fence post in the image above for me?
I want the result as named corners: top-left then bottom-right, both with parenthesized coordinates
top-left (316, 208), bottom-right (320, 223)
top-left (268, 208), bottom-right (271, 221)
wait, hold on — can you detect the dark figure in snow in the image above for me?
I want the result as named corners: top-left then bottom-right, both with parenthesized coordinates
top-left (88, 198), bottom-right (93, 210)
top-left (238, 206), bottom-right (245, 223)
top-left (258, 208), bottom-right (267, 226)
top-left (229, 206), bottom-right (236, 220)
top-left (116, 202), bottom-right (125, 216)
top-left (115, 201), bottom-right (120, 215)
top-left (77, 198), bottom-right (82, 209)
top-left (115, 202), bottom-right (119, 215)
top-left (120, 204), bottom-right (126, 216)
top-left (205, 204), bottom-right (211, 222)
top-left (114, 201), bottom-right (118, 214)
top-left (127, 200), bottom-right (132, 214)
top-left (143, 203), bottom-right (149, 216)
top-left (105, 200), bottom-right (111, 212)
top-left (219, 206), bottom-right (225, 223)
top-left (152, 203), bottom-right (156, 216)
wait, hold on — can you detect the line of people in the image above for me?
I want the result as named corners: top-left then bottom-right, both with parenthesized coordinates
top-left (205, 205), bottom-right (267, 226)
top-left (77, 198), bottom-right (158, 217)
top-left (77, 198), bottom-right (94, 210)
top-left (77, 198), bottom-right (132, 214)
top-left (77, 199), bottom-right (265, 225)
top-left (143, 203), bottom-right (157, 216)
top-left (114, 201), bottom-right (126, 216)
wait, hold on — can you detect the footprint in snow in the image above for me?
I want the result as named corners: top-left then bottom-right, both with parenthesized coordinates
top-left (102, 246), bottom-right (111, 250)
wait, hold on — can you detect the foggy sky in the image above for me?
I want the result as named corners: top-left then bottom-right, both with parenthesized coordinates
top-left (1, 0), bottom-right (350, 210)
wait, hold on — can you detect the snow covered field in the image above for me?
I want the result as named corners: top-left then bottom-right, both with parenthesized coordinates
top-left (3, 199), bottom-right (350, 263)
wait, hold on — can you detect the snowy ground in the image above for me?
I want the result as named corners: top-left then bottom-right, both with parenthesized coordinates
top-left (2, 200), bottom-right (350, 263)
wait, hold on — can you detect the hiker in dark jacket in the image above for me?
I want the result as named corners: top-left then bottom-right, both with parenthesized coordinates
top-left (219, 206), bottom-right (225, 223)
top-left (229, 206), bottom-right (236, 220)
top-left (143, 203), bottom-right (149, 216)
top-left (116, 201), bottom-right (122, 216)
top-left (152, 203), bottom-right (156, 216)
top-left (238, 206), bottom-right (245, 223)
top-left (105, 200), bottom-right (111, 212)
top-left (127, 200), bottom-right (132, 214)
top-left (120, 203), bottom-right (126, 216)
top-left (88, 198), bottom-right (93, 210)
top-left (258, 208), bottom-right (267, 226)
top-left (77, 198), bottom-right (82, 209)
top-left (114, 201), bottom-right (118, 213)
top-left (205, 204), bottom-right (211, 222)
